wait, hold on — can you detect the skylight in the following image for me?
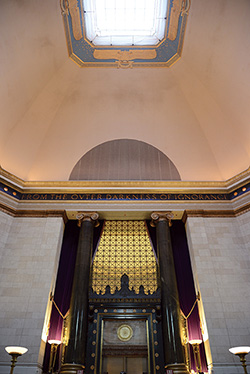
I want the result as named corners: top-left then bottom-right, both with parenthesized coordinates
top-left (83, 0), bottom-right (168, 46)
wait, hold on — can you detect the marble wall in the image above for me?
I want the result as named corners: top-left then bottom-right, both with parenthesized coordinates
top-left (186, 211), bottom-right (250, 374)
top-left (0, 211), bottom-right (64, 374)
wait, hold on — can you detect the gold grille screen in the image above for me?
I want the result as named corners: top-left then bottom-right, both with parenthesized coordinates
top-left (92, 220), bottom-right (158, 295)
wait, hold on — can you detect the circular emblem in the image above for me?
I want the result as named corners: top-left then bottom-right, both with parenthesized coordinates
top-left (117, 324), bottom-right (133, 342)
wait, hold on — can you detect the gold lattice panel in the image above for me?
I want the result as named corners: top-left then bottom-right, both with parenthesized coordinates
top-left (92, 220), bottom-right (158, 295)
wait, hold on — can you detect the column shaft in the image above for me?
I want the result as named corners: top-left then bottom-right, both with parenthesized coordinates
top-left (152, 212), bottom-right (188, 374)
top-left (61, 213), bottom-right (98, 373)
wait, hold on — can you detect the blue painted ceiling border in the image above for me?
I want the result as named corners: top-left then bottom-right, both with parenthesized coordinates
top-left (60, 0), bottom-right (190, 67)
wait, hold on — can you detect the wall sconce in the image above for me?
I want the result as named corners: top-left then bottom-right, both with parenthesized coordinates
top-left (48, 339), bottom-right (62, 373)
top-left (5, 346), bottom-right (28, 374)
top-left (229, 346), bottom-right (250, 374)
top-left (189, 339), bottom-right (203, 373)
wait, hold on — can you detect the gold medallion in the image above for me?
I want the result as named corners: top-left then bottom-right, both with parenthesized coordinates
top-left (117, 324), bottom-right (133, 342)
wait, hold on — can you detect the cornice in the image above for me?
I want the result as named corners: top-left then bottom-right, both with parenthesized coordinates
top-left (0, 202), bottom-right (68, 223)
top-left (0, 167), bottom-right (249, 216)
top-left (182, 202), bottom-right (250, 223)
top-left (1, 166), bottom-right (250, 191)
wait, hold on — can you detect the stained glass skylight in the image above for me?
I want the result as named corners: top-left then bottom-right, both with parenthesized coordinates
top-left (83, 0), bottom-right (168, 46)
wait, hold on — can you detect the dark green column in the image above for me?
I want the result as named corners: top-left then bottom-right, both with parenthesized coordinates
top-left (61, 212), bottom-right (99, 374)
top-left (151, 212), bottom-right (189, 374)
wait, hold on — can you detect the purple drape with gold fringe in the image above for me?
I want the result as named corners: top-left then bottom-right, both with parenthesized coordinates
top-left (170, 221), bottom-right (207, 373)
top-left (147, 220), bottom-right (207, 372)
top-left (42, 220), bottom-right (103, 372)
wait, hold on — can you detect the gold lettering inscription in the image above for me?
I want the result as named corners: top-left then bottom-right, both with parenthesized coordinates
top-left (219, 194), bottom-right (227, 200)
top-left (177, 194), bottom-right (184, 200)
top-left (17, 192), bottom-right (230, 201)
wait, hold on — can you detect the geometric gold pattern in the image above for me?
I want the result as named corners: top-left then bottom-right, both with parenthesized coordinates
top-left (91, 221), bottom-right (158, 294)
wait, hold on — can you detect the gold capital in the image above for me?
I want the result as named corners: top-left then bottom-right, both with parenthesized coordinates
top-left (165, 363), bottom-right (189, 374)
top-left (150, 211), bottom-right (174, 227)
top-left (60, 363), bottom-right (85, 374)
top-left (76, 212), bottom-right (99, 227)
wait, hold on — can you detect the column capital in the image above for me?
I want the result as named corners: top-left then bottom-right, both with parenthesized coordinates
top-left (150, 211), bottom-right (174, 227)
top-left (60, 363), bottom-right (85, 374)
top-left (76, 212), bottom-right (99, 227)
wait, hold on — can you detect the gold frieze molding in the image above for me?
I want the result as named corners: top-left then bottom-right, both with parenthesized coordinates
top-left (1, 166), bottom-right (250, 193)
top-left (0, 164), bottom-right (250, 223)
top-left (1, 166), bottom-right (250, 200)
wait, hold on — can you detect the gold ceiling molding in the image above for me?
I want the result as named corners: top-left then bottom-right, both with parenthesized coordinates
top-left (167, 0), bottom-right (183, 41)
top-left (93, 49), bottom-right (157, 61)
top-left (224, 166), bottom-right (250, 191)
top-left (1, 166), bottom-right (250, 191)
top-left (68, 0), bottom-right (83, 40)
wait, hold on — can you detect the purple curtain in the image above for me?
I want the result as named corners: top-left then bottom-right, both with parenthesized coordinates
top-left (170, 221), bottom-right (207, 372)
top-left (42, 220), bottom-right (104, 372)
top-left (48, 222), bottom-right (80, 340)
top-left (42, 221), bottom-right (80, 372)
top-left (170, 221), bottom-right (202, 341)
top-left (147, 220), bottom-right (207, 372)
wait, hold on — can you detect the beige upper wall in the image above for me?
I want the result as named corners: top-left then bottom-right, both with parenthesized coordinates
top-left (0, 0), bottom-right (249, 182)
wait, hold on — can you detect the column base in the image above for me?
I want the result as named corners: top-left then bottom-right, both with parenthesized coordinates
top-left (60, 363), bottom-right (85, 374)
top-left (165, 363), bottom-right (190, 374)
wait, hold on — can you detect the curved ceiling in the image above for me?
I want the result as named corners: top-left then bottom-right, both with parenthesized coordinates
top-left (69, 139), bottom-right (181, 181)
top-left (0, 0), bottom-right (250, 182)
